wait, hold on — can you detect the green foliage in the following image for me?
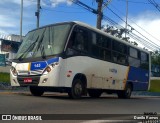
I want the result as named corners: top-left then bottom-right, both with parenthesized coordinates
top-left (151, 50), bottom-right (160, 65)
top-left (149, 80), bottom-right (160, 92)
top-left (102, 25), bottom-right (138, 46)
top-left (0, 72), bottom-right (10, 83)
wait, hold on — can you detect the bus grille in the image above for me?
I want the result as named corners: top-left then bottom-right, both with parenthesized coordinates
top-left (17, 75), bottom-right (40, 86)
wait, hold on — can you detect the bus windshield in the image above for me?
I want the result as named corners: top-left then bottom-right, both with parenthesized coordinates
top-left (15, 23), bottom-right (71, 60)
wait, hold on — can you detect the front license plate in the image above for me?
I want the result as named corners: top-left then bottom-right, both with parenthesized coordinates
top-left (24, 78), bottom-right (32, 83)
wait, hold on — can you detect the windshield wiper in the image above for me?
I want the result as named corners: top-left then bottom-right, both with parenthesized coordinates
top-left (40, 45), bottom-right (46, 59)
top-left (32, 28), bottom-right (46, 59)
top-left (18, 36), bottom-right (39, 61)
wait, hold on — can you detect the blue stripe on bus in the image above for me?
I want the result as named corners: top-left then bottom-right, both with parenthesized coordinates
top-left (47, 57), bottom-right (59, 64)
top-left (127, 66), bottom-right (149, 91)
top-left (30, 57), bottom-right (59, 71)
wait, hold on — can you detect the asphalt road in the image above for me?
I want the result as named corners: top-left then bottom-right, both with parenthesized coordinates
top-left (0, 92), bottom-right (160, 122)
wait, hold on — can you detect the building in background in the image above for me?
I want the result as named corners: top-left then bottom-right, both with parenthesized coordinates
top-left (0, 34), bottom-right (22, 66)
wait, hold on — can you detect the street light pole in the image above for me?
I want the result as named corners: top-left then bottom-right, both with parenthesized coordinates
top-left (36, 0), bottom-right (40, 28)
top-left (125, 0), bottom-right (128, 38)
top-left (20, 0), bottom-right (23, 41)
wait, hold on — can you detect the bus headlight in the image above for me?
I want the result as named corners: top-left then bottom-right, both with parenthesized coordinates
top-left (11, 66), bottom-right (17, 76)
top-left (43, 66), bottom-right (52, 74)
top-left (42, 62), bottom-right (59, 74)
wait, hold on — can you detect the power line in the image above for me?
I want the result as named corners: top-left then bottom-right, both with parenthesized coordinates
top-left (129, 34), bottom-right (156, 50)
top-left (71, 0), bottom-right (98, 14)
top-left (117, 0), bottom-right (151, 4)
top-left (129, 32), bottom-right (157, 50)
top-left (148, 0), bottom-right (160, 12)
top-left (104, 6), bottom-right (160, 49)
top-left (25, 0), bottom-right (160, 51)
top-left (103, 2), bottom-right (160, 50)
top-left (70, 1), bottom-right (159, 50)
top-left (42, 0), bottom-right (159, 51)
top-left (103, 14), bottom-right (160, 49)
top-left (107, 7), bottom-right (126, 23)
top-left (109, 3), bottom-right (160, 43)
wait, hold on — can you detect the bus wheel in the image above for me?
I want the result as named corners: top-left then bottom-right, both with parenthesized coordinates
top-left (117, 84), bottom-right (132, 99)
top-left (88, 89), bottom-right (102, 98)
top-left (30, 86), bottom-right (44, 96)
top-left (68, 79), bottom-right (84, 99)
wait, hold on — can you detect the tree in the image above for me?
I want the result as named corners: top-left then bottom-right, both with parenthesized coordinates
top-left (102, 25), bottom-right (138, 46)
top-left (151, 50), bottom-right (160, 65)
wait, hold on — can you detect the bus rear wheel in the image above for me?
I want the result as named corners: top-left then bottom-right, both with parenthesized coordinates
top-left (88, 89), bottom-right (102, 98)
top-left (117, 84), bottom-right (132, 99)
top-left (30, 86), bottom-right (44, 96)
top-left (68, 79), bottom-right (84, 99)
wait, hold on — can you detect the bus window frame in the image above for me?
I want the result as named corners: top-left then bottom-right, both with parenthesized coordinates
top-left (65, 25), bottom-right (90, 56)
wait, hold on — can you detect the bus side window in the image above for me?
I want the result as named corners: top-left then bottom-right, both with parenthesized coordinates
top-left (140, 52), bottom-right (149, 70)
top-left (113, 52), bottom-right (127, 64)
top-left (91, 32), bottom-right (98, 57)
top-left (73, 32), bottom-right (85, 50)
top-left (72, 28), bottom-right (88, 52)
top-left (67, 27), bottom-right (88, 56)
top-left (128, 47), bottom-right (140, 67)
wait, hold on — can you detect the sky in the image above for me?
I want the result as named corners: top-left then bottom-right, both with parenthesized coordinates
top-left (0, 0), bottom-right (160, 50)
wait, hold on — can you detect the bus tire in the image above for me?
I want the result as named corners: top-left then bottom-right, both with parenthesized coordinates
top-left (117, 84), bottom-right (132, 99)
top-left (68, 79), bottom-right (84, 99)
top-left (30, 86), bottom-right (44, 96)
top-left (88, 89), bottom-right (102, 98)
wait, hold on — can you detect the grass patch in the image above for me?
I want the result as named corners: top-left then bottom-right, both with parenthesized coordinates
top-left (0, 72), bottom-right (10, 83)
top-left (149, 80), bottom-right (160, 92)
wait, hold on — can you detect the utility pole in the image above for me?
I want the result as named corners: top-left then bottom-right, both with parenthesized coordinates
top-left (96, 0), bottom-right (103, 29)
top-left (35, 0), bottom-right (40, 28)
top-left (20, 0), bottom-right (23, 41)
top-left (125, 0), bottom-right (128, 38)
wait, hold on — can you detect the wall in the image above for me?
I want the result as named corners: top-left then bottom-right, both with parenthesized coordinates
top-left (0, 66), bottom-right (10, 73)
